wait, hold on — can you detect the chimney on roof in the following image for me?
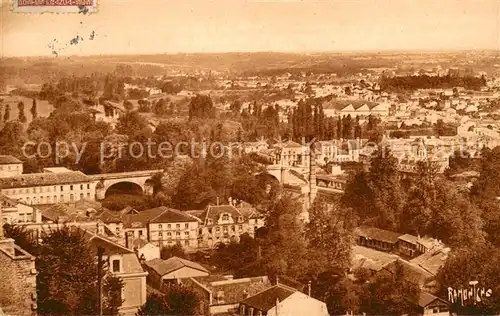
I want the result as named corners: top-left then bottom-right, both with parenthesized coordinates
top-left (308, 280), bottom-right (312, 297)
top-left (275, 275), bottom-right (279, 285)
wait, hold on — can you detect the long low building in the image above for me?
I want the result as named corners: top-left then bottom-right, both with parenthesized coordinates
top-left (0, 167), bottom-right (96, 206)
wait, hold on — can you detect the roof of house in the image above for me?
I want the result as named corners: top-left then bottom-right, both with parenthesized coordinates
top-left (132, 238), bottom-right (152, 249)
top-left (352, 245), bottom-right (400, 272)
top-left (398, 234), bottom-right (419, 245)
top-left (0, 171), bottom-right (92, 189)
top-left (240, 283), bottom-right (297, 311)
top-left (237, 207), bottom-right (263, 220)
top-left (200, 205), bottom-right (245, 225)
top-left (150, 207), bottom-right (198, 223)
top-left (96, 209), bottom-right (123, 223)
top-left (41, 203), bottom-right (94, 223)
top-left (122, 207), bottom-right (168, 228)
top-left (83, 230), bottom-right (145, 274)
top-left (379, 259), bottom-right (434, 286)
top-left (356, 225), bottom-right (403, 244)
top-left (0, 194), bottom-right (20, 207)
top-left (0, 155), bottom-right (22, 164)
top-left (145, 256), bottom-right (209, 277)
top-left (418, 292), bottom-right (449, 308)
top-left (410, 246), bottom-right (450, 276)
top-left (203, 276), bottom-right (272, 305)
top-left (83, 230), bottom-right (134, 255)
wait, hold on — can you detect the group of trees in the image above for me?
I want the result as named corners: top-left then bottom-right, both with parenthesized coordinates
top-left (380, 74), bottom-right (486, 91)
top-left (343, 147), bottom-right (485, 248)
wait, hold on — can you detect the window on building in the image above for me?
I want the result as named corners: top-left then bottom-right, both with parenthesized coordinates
top-left (80, 184), bottom-right (83, 190)
top-left (198, 229), bottom-right (202, 235)
top-left (208, 228), bottom-right (212, 234)
top-left (184, 231), bottom-right (189, 236)
top-left (176, 224), bottom-right (180, 229)
top-left (249, 307), bottom-right (254, 316)
top-left (216, 227), bottom-right (220, 232)
top-left (60, 195), bottom-right (64, 202)
top-left (53, 195), bottom-right (57, 202)
top-left (33, 187), bottom-right (37, 193)
top-left (240, 305), bottom-right (245, 315)
top-left (167, 232), bottom-right (172, 237)
top-left (239, 225), bottom-right (243, 231)
top-left (70, 194), bottom-right (74, 202)
top-left (222, 214), bottom-right (229, 221)
top-left (112, 259), bottom-right (120, 273)
top-left (207, 219), bottom-right (213, 225)
top-left (167, 224), bottom-right (171, 229)
top-left (40, 196), bottom-right (44, 204)
top-left (159, 224), bottom-right (163, 230)
top-left (231, 225), bottom-right (235, 231)
top-left (223, 226), bottom-right (228, 232)
top-left (216, 290), bottom-right (225, 304)
top-left (60, 186), bottom-right (63, 191)
top-left (184, 240), bottom-right (189, 246)
top-left (176, 232), bottom-right (180, 236)
top-left (185, 223), bottom-right (189, 229)
top-left (70, 185), bottom-right (74, 190)
top-left (80, 193), bottom-right (84, 200)
top-left (159, 232), bottom-right (163, 237)
top-left (138, 230), bottom-right (143, 236)
top-left (87, 184), bottom-right (90, 189)
top-left (87, 193), bottom-right (90, 199)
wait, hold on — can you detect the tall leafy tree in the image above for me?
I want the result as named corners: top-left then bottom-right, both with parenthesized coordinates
top-left (437, 244), bottom-right (500, 315)
top-left (3, 104), bottom-right (10, 123)
top-left (261, 195), bottom-right (311, 281)
top-left (36, 227), bottom-right (123, 315)
top-left (30, 98), bottom-right (38, 119)
top-left (306, 196), bottom-right (355, 272)
top-left (137, 285), bottom-right (200, 316)
top-left (17, 101), bottom-right (27, 123)
top-left (362, 260), bottom-right (421, 315)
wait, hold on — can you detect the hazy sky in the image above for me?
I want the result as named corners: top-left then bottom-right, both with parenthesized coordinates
top-left (1, 0), bottom-right (499, 57)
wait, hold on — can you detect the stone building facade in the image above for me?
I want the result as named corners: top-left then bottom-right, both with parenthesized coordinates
top-left (0, 208), bottom-right (37, 315)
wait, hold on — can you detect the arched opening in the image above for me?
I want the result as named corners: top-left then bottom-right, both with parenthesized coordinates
top-left (257, 172), bottom-right (280, 184)
top-left (105, 181), bottom-right (143, 198)
top-left (101, 182), bottom-right (145, 211)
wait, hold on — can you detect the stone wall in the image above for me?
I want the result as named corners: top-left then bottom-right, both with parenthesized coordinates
top-left (0, 239), bottom-right (37, 316)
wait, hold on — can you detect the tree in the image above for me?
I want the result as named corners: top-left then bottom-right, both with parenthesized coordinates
top-left (115, 111), bottom-right (148, 137)
top-left (342, 146), bottom-right (404, 230)
top-left (362, 260), bottom-right (421, 315)
top-left (436, 244), bottom-right (500, 314)
top-left (354, 115), bottom-right (362, 139)
top-left (36, 227), bottom-right (123, 315)
top-left (160, 244), bottom-right (186, 259)
top-left (153, 98), bottom-right (169, 116)
top-left (306, 196), bottom-right (355, 272)
top-left (17, 101), bottom-right (27, 123)
top-left (137, 285), bottom-right (200, 316)
top-left (188, 94), bottom-right (215, 120)
top-left (261, 196), bottom-right (311, 281)
top-left (3, 104), bottom-right (10, 121)
top-left (30, 98), bottom-right (38, 119)
top-left (2, 223), bottom-right (37, 255)
top-left (123, 100), bottom-right (134, 112)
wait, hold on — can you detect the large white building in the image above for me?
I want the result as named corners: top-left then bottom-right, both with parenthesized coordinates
top-left (0, 167), bottom-right (96, 206)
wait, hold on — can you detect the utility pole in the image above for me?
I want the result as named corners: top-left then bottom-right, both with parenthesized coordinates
top-left (97, 246), bottom-right (104, 316)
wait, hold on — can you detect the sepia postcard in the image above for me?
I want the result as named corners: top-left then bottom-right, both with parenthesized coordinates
top-left (0, 0), bottom-right (499, 315)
